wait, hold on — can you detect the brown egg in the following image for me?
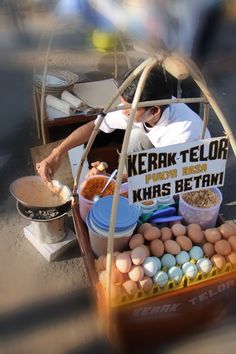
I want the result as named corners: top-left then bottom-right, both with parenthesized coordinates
top-left (176, 235), bottom-right (193, 251)
top-left (160, 227), bottom-right (172, 242)
top-left (214, 239), bottom-right (232, 256)
top-left (139, 276), bottom-right (153, 292)
top-left (188, 223), bottom-right (201, 231)
top-left (143, 226), bottom-right (161, 241)
top-left (203, 242), bottom-right (215, 258)
top-left (198, 235), bottom-right (207, 246)
top-left (211, 254), bottom-right (226, 270)
top-left (138, 223), bottom-right (152, 235)
top-left (115, 252), bottom-right (132, 273)
top-left (98, 270), bottom-right (107, 288)
top-left (218, 223), bottom-right (236, 239)
top-left (131, 246), bottom-right (147, 265)
top-left (102, 254), bottom-right (116, 269)
top-left (188, 225), bottom-right (205, 244)
top-left (204, 228), bottom-right (221, 244)
top-left (150, 239), bottom-right (165, 257)
top-left (99, 267), bottom-right (124, 288)
top-left (227, 252), bottom-right (236, 265)
top-left (129, 233), bottom-right (145, 250)
top-left (111, 284), bottom-right (122, 301)
top-left (128, 265), bottom-right (144, 282)
top-left (169, 220), bottom-right (181, 227)
top-left (228, 236), bottom-right (236, 252)
top-left (171, 223), bottom-right (187, 237)
top-left (122, 279), bottom-right (138, 296)
top-left (95, 255), bottom-right (106, 272)
top-left (139, 244), bottom-right (150, 258)
top-left (164, 239), bottom-right (181, 255)
top-left (111, 267), bottom-right (124, 285)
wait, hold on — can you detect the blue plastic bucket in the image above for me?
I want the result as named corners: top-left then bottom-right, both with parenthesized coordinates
top-left (86, 196), bottom-right (140, 256)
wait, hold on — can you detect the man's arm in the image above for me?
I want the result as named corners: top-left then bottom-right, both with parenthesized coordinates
top-left (36, 120), bottom-right (96, 182)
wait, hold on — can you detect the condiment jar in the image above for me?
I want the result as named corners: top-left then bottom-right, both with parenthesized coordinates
top-left (139, 199), bottom-right (157, 216)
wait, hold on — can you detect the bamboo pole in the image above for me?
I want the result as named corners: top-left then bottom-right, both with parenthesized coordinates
top-left (114, 45), bottom-right (118, 80)
top-left (201, 102), bottom-right (210, 139)
top-left (73, 56), bottom-right (158, 195)
top-left (40, 29), bottom-right (55, 144)
top-left (109, 97), bottom-right (205, 112)
top-left (105, 57), bottom-right (159, 314)
top-left (172, 55), bottom-right (236, 156)
top-left (118, 32), bottom-right (132, 69)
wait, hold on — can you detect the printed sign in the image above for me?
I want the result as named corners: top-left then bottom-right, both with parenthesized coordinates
top-left (127, 137), bottom-right (229, 204)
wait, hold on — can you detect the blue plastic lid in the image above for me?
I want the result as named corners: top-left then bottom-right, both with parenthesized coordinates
top-left (89, 196), bottom-right (140, 232)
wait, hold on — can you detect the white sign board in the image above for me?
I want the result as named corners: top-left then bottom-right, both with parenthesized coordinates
top-left (127, 137), bottom-right (229, 204)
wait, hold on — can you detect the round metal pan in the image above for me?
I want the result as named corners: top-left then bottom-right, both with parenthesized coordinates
top-left (10, 176), bottom-right (72, 209)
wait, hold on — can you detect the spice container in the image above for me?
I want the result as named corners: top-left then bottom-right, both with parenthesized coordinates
top-left (178, 188), bottom-right (222, 229)
top-left (139, 199), bottom-right (157, 216)
top-left (78, 175), bottom-right (116, 222)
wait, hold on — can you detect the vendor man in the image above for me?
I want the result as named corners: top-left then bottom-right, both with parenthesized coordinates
top-left (36, 65), bottom-right (210, 182)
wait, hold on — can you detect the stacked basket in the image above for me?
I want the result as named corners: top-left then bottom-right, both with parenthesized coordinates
top-left (33, 69), bottom-right (79, 96)
top-left (33, 69), bottom-right (79, 141)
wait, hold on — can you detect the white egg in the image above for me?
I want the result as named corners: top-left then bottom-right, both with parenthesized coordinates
top-left (168, 266), bottom-right (183, 284)
top-left (161, 253), bottom-right (176, 268)
top-left (196, 258), bottom-right (213, 274)
top-left (153, 271), bottom-right (169, 288)
top-left (142, 256), bottom-right (161, 277)
top-left (176, 251), bottom-right (190, 265)
top-left (189, 246), bottom-right (204, 261)
top-left (182, 262), bottom-right (198, 279)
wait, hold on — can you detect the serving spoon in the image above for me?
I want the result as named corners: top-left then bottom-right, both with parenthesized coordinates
top-left (93, 169), bottom-right (118, 202)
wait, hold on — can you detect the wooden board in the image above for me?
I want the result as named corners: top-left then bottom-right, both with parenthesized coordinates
top-left (31, 140), bottom-right (74, 189)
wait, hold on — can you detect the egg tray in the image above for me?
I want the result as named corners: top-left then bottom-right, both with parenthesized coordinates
top-left (71, 202), bottom-right (236, 310)
top-left (110, 261), bottom-right (236, 308)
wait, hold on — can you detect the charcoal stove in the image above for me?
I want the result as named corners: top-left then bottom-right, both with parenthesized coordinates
top-left (17, 201), bottom-right (71, 244)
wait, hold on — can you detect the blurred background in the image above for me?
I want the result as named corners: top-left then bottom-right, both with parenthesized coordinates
top-left (0, 1), bottom-right (236, 353)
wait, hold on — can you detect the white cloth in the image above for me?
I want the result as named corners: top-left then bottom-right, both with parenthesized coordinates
top-left (95, 102), bottom-right (211, 148)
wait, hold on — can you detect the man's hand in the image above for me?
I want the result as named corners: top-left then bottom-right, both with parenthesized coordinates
top-left (36, 149), bottom-right (61, 183)
top-left (86, 161), bottom-right (108, 178)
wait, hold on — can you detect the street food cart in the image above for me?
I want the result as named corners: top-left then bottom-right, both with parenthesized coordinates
top-left (70, 53), bottom-right (236, 352)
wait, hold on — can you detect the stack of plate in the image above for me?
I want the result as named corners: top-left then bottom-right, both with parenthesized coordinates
top-left (33, 69), bottom-right (79, 95)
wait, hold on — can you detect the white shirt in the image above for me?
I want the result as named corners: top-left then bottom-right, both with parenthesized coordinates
top-left (95, 102), bottom-right (211, 148)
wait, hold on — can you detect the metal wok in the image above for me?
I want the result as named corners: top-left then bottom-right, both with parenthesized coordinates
top-left (10, 176), bottom-right (72, 209)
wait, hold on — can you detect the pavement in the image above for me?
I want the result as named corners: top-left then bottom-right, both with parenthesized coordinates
top-left (0, 6), bottom-right (236, 354)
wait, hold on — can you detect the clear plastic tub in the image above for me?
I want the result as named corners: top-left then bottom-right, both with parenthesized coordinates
top-left (178, 187), bottom-right (222, 229)
top-left (78, 193), bottom-right (94, 222)
top-left (78, 175), bottom-right (116, 222)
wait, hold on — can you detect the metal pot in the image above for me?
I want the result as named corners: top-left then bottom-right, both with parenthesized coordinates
top-left (10, 176), bottom-right (72, 209)
top-left (16, 201), bottom-right (71, 244)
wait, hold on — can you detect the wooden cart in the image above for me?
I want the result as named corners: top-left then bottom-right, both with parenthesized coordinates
top-left (71, 53), bottom-right (236, 352)
top-left (72, 202), bottom-right (236, 351)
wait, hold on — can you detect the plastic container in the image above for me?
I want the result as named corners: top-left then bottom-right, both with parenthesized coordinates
top-left (87, 214), bottom-right (135, 256)
top-left (78, 175), bottom-right (116, 222)
top-left (139, 199), bottom-right (157, 215)
top-left (156, 195), bottom-right (175, 207)
top-left (86, 196), bottom-right (140, 256)
top-left (178, 187), bottom-right (222, 229)
top-left (78, 193), bottom-right (94, 223)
